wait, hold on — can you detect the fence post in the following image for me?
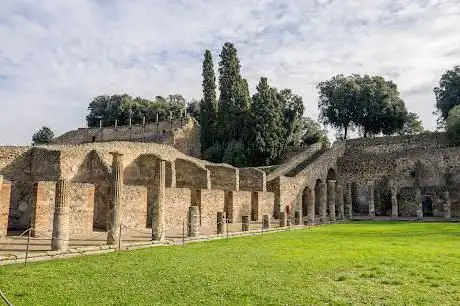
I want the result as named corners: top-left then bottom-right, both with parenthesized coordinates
top-left (182, 219), bottom-right (185, 246)
top-left (25, 228), bottom-right (31, 267)
top-left (118, 223), bottom-right (122, 251)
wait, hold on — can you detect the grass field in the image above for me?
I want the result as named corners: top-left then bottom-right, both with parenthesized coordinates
top-left (1, 222), bottom-right (459, 305)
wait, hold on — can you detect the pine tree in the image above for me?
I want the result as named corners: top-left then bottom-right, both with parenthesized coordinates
top-left (199, 50), bottom-right (218, 152)
top-left (249, 77), bottom-right (285, 166)
top-left (217, 42), bottom-right (250, 143)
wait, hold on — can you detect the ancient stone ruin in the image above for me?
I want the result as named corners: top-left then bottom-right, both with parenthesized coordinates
top-left (0, 131), bottom-right (459, 257)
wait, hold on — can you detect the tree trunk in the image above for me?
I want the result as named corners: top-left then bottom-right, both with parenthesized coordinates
top-left (344, 125), bottom-right (348, 139)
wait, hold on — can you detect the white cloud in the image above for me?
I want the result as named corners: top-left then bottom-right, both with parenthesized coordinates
top-left (0, 0), bottom-right (459, 144)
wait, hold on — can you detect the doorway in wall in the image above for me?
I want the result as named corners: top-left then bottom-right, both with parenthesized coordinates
top-left (421, 195), bottom-right (433, 217)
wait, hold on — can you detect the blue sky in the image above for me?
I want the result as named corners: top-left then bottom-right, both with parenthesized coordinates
top-left (0, 0), bottom-right (459, 145)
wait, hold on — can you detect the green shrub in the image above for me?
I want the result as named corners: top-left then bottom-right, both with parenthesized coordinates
top-left (446, 105), bottom-right (460, 144)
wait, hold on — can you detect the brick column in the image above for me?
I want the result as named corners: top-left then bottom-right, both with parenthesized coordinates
top-left (443, 191), bottom-right (451, 220)
top-left (250, 192), bottom-right (259, 221)
top-left (51, 179), bottom-right (70, 251)
top-left (0, 175), bottom-right (9, 238)
top-left (224, 191), bottom-right (234, 223)
top-left (345, 182), bottom-right (353, 219)
top-left (327, 180), bottom-right (336, 221)
top-left (336, 184), bottom-right (344, 219)
top-left (415, 188), bottom-right (423, 219)
top-left (390, 185), bottom-right (398, 218)
top-left (187, 206), bottom-right (200, 237)
top-left (217, 212), bottom-right (225, 234)
top-left (107, 152), bottom-right (123, 245)
top-left (320, 182), bottom-right (327, 223)
top-left (307, 188), bottom-right (315, 224)
top-left (242, 215), bottom-right (249, 231)
top-left (262, 214), bottom-right (270, 229)
top-left (367, 182), bottom-right (375, 219)
top-left (279, 211), bottom-right (286, 227)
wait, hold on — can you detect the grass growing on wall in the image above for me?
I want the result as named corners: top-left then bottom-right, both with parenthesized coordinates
top-left (1, 222), bottom-right (460, 305)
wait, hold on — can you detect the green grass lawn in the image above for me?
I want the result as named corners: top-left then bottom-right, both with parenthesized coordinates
top-left (1, 222), bottom-right (460, 305)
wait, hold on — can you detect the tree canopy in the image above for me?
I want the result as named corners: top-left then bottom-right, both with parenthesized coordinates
top-left (200, 50), bottom-right (218, 151)
top-left (399, 112), bottom-right (424, 135)
top-left (318, 74), bottom-right (408, 138)
top-left (434, 65), bottom-right (460, 121)
top-left (86, 94), bottom-right (186, 128)
top-left (32, 126), bottom-right (54, 145)
top-left (447, 105), bottom-right (460, 144)
top-left (299, 117), bottom-right (330, 147)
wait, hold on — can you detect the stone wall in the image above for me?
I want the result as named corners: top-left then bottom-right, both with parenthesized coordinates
top-left (164, 187), bottom-right (191, 232)
top-left (0, 183), bottom-right (11, 237)
top-left (68, 183), bottom-right (95, 236)
top-left (192, 189), bottom-right (225, 227)
top-left (31, 181), bottom-right (56, 237)
top-left (206, 165), bottom-right (239, 191)
top-left (121, 185), bottom-right (148, 231)
top-left (52, 117), bottom-right (201, 158)
top-left (239, 168), bottom-right (266, 192)
top-left (176, 159), bottom-right (210, 189)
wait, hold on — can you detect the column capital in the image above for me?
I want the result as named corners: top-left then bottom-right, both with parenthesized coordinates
top-left (109, 151), bottom-right (124, 157)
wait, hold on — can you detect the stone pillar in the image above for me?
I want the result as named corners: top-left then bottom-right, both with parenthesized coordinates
top-left (152, 160), bottom-right (166, 241)
top-left (107, 152), bottom-right (123, 245)
top-left (51, 179), bottom-right (70, 251)
top-left (242, 215), bottom-right (250, 231)
top-left (294, 210), bottom-right (301, 225)
top-left (320, 182), bottom-right (327, 223)
top-left (345, 182), bottom-right (353, 219)
top-left (279, 211), bottom-right (286, 227)
top-left (188, 206), bottom-right (200, 237)
top-left (0, 175), bottom-right (6, 238)
top-left (367, 182), bottom-right (375, 219)
top-left (327, 180), bottom-right (336, 222)
top-left (262, 214), bottom-right (271, 229)
top-left (443, 191), bottom-right (451, 220)
top-left (217, 212), bottom-right (225, 234)
top-left (390, 185), bottom-right (398, 219)
top-left (415, 188), bottom-right (423, 219)
top-left (307, 188), bottom-right (315, 224)
top-left (336, 184), bottom-right (344, 220)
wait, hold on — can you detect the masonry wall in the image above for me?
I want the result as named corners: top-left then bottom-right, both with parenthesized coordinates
top-left (0, 183), bottom-right (11, 237)
top-left (165, 187), bottom-right (191, 233)
top-left (176, 159), bottom-right (210, 189)
top-left (121, 185), bottom-right (148, 231)
top-left (192, 189), bottom-right (225, 227)
top-left (239, 168), bottom-right (266, 192)
top-left (207, 165), bottom-right (238, 191)
top-left (68, 183), bottom-right (95, 236)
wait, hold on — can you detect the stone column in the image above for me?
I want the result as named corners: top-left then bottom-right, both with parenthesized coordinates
top-left (242, 215), bottom-right (250, 231)
top-left (307, 188), bottom-right (315, 224)
top-left (51, 179), bottom-right (70, 251)
top-left (345, 182), bottom-right (353, 219)
top-left (415, 188), bottom-right (423, 219)
top-left (336, 184), bottom-right (344, 220)
top-left (188, 206), bottom-right (200, 237)
top-left (107, 152), bottom-right (123, 245)
top-left (152, 160), bottom-right (166, 241)
top-left (327, 180), bottom-right (336, 221)
top-left (367, 182), bottom-right (375, 219)
top-left (0, 175), bottom-right (5, 238)
top-left (279, 211), bottom-right (286, 227)
top-left (217, 212), bottom-right (225, 234)
top-left (320, 182), bottom-right (327, 223)
top-left (262, 215), bottom-right (271, 229)
top-left (294, 210), bottom-right (301, 225)
top-left (443, 191), bottom-right (451, 220)
top-left (391, 185), bottom-right (398, 219)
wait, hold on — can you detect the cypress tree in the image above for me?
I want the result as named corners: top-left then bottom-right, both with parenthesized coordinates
top-left (200, 50), bottom-right (218, 152)
top-left (249, 77), bottom-right (285, 166)
top-left (217, 42), bottom-right (250, 144)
